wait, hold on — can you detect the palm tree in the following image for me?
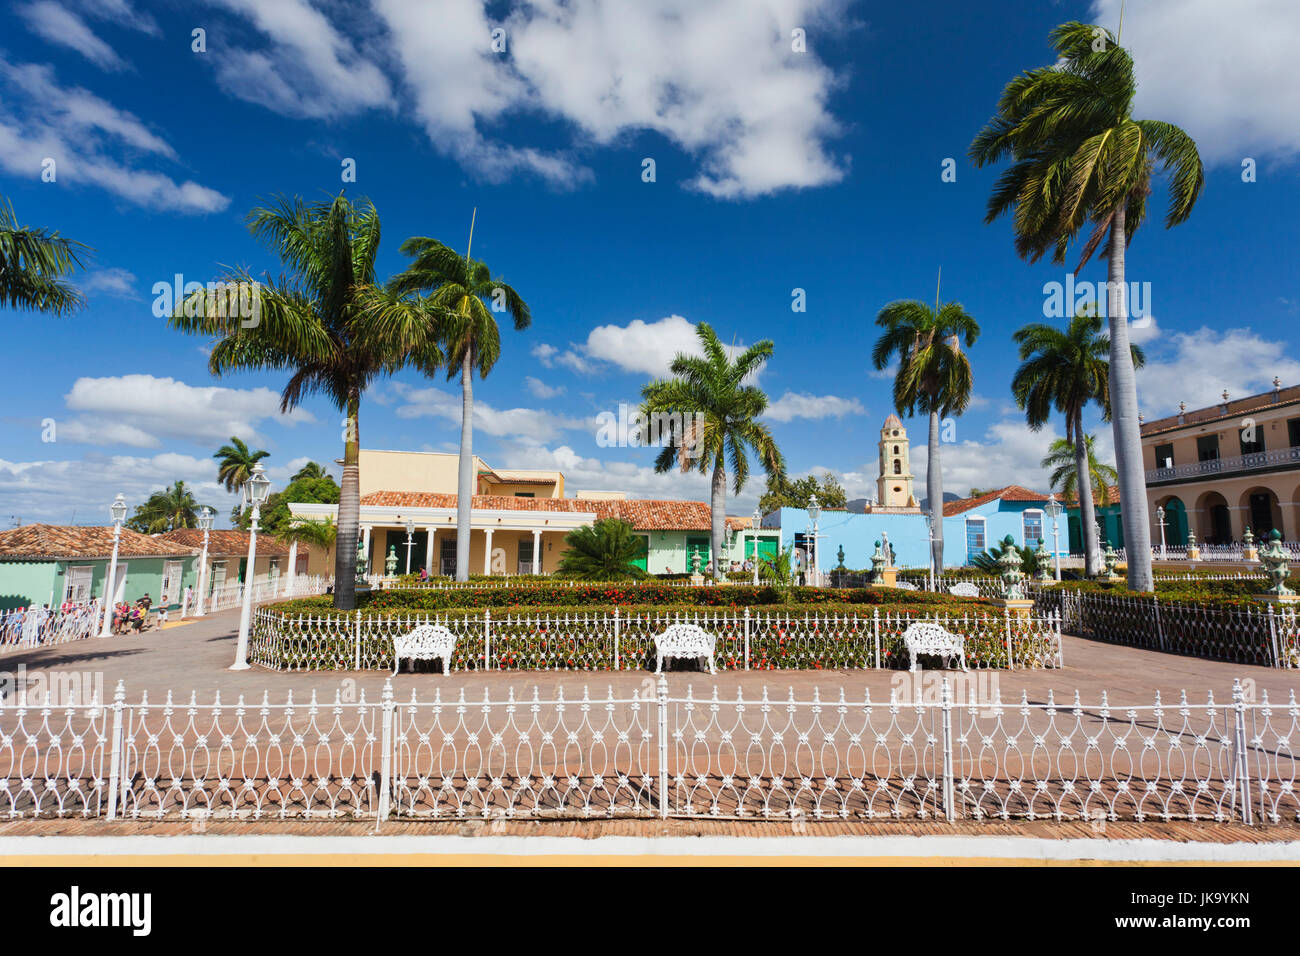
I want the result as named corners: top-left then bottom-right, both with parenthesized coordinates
top-left (970, 20), bottom-right (1204, 590)
top-left (1042, 435), bottom-right (1118, 503)
top-left (277, 517), bottom-right (338, 573)
top-left (641, 322), bottom-right (784, 580)
top-left (290, 461), bottom-right (329, 482)
top-left (871, 288), bottom-right (980, 575)
top-left (171, 194), bottom-right (432, 610)
top-left (556, 519), bottom-right (649, 581)
top-left (126, 481), bottom-right (206, 533)
top-left (1011, 309), bottom-right (1143, 575)
top-left (214, 437), bottom-right (270, 494)
top-left (389, 214), bottom-right (530, 582)
top-left (0, 197), bottom-right (87, 315)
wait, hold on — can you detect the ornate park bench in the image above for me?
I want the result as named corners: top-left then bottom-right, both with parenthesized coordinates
top-left (948, 582), bottom-right (981, 598)
top-left (392, 624), bottom-right (457, 675)
top-left (894, 581), bottom-right (918, 591)
top-left (901, 621), bottom-right (967, 672)
top-left (654, 623), bottom-right (718, 675)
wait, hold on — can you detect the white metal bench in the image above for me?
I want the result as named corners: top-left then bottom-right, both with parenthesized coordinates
top-left (948, 582), bottom-right (981, 598)
top-left (894, 581), bottom-right (918, 591)
top-left (654, 623), bottom-right (717, 674)
top-left (392, 624), bottom-right (457, 675)
top-left (901, 621), bottom-right (967, 672)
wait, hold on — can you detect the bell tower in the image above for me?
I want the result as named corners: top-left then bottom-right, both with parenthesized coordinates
top-left (876, 414), bottom-right (918, 509)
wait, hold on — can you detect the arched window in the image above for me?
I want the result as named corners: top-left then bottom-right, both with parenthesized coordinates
top-left (893, 445), bottom-right (899, 455)
top-left (893, 460), bottom-right (901, 474)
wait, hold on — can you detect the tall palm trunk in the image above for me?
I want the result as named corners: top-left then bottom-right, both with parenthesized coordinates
top-left (455, 349), bottom-right (474, 581)
top-left (927, 408), bottom-right (943, 575)
top-left (1071, 407), bottom-right (1101, 576)
top-left (1104, 203), bottom-right (1154, 591)
top-left (709, 457), bottom-right (726, 581)
top-left (333, 390), bottom-right (361, 610)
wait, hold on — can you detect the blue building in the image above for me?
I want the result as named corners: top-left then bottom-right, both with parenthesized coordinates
top-left (940, 486), bottom-right (1065, 563)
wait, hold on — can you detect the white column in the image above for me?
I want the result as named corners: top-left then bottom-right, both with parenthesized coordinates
top-left (532, 529), bottom-right (542, 575)
top-left (425, 528), bottom-right (436, 575)
top-left (483, 528), bottom-right (494, 575)
top-left (284, 540), bottom-right (298, 596)
top-left (361, 526), bottom-right (371, 576)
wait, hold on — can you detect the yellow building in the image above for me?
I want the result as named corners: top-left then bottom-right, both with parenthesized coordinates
top-left (1141, 379), bottom-right (1300, 544)
top-left (289, 449), bottom-right (778, 577)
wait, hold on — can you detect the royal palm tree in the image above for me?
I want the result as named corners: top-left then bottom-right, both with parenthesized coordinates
top-left (127, 481), bottom-right (206, 533)
top-left (277, 517), bottom-right (338, 573)
top-left (871, 287), bottom-right (980, 575)
top-left (970, 20), bottom-right (1204, 590)
top-left (290, 461), bottom-right (329, 482)
top-left (1011, 309), bottom-right (1143, 575)
top-left (641, 322), bottom-right (784, 580)
top-left (389, 214), bottom-right (530, 582)
top-left (213, 437), bottom-right (270, 494)
top-left (171, 194), bottom-right (435, 610)
top-left (1042, 435), bottom-right (1118, 503)
top-left (556, 519), bottom-right (649, 581)
top-left (0, 197), bottom-right (87, 315)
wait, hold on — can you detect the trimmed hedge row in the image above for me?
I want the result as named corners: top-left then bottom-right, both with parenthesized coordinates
top-left (1053, 576), bottom-right (1297, 610)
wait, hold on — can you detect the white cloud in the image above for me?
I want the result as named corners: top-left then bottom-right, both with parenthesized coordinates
top-left (1136, 326), bottom-right (1300, 417)
top-left (56, 375), bottom-right (315, 449)
top-left (1090, 0), bottom-right (1300, 165)
top-left (0, 452), bottom-right (239, 527)
top-left (78, 0), bottom-right (161, 36)
top-left (80, 267), bottom-right (140, 300)
top-left (524, 376), bottom-right (565, 399)
top-left (0, 58), bottom-right (229, 214)
top-left (18, 2), bottom-right (124, 72)
top-left (764, 391), bottom-right (865, 423)
top-left (554, 314), bottom-right (756, 379)
top-left (392, 383), bottom-right (587, 444)
top-left (201, 0), bottom-right (394, 119)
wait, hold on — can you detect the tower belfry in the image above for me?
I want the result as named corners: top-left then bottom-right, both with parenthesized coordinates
top-left (875, 414), bottom-right (918, 510)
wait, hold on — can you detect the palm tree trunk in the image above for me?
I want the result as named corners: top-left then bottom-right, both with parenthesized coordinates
top-left (1104, 203), bottom-right (1154, 591)
top-left (927, 409), bottom-right (944, 575)
top-left (455, 349), bottom-right (474, 582)
top-left (333, 390), bottom-right (361, 610)
top-left (709, 457), bottom-right (726, 581)
top-left (1071, 408), bottom-right (1101, 577)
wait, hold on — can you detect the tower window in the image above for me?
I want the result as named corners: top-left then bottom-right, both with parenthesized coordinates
top-left (893, 460), bottom-right (901, 474)
top-left (893, 445), bottom-right (899, 455)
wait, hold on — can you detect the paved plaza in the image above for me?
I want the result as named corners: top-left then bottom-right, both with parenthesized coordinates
top-left (0, 605), bottom-right (1294, 707)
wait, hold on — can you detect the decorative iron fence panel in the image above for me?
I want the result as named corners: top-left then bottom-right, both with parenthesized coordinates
top-left (2, 678), bottom-right (1293, 823)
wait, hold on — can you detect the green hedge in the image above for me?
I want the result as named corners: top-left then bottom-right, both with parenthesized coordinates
top-left (1049, 576), bottom-right (1295, 610)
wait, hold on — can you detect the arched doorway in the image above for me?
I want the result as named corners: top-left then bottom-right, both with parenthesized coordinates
top-left (1239, 486), bottom-right (1285, 539)
top-left (1194, 491), bottom-right (1232, 544)
top-left (1157, 495), bottom-right (1188, 548)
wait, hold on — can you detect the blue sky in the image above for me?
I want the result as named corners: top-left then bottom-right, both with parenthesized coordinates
top-left (2, 0), bottom-right (1298, 527)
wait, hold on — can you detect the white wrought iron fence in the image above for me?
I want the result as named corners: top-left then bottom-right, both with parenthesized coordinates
top-left (204, 573), bottom-right (331, 612)
top-left (1, 676), bottom-right (1292, 823)
top-left (250, 606), bottom-right (1063, 672)
top-left (0, 602), bottom-right (102, 653)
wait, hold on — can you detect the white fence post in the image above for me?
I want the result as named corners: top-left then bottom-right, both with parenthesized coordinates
top-left (940, 676), bottom-right (955, 823)
top-left (354, 610), bottom-right (362, 671)
top-left (657, 673), bottom-right (670, 819)
top-left (1231, 678), bottom-right (1253, 824)
top-left (743, 607), bottom-right (750, 671)
top-left (613, 606), bottom-right (620, 671)
top-left (377, 678), bottom-right (394, 825)
top-left (1004, 607), bottom-right (1014, 670)
top-left (484, 608), bottom-right (492, 669)
top-left (873, 607), bottom-right (880, 669)
top-left (105, 680), bottom-right (126, 820)
top-left (1266, 603), bottom-right (1281, 668)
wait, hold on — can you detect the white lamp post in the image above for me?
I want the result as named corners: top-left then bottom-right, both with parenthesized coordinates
top-left (194, 506), bottom-right (214, 616)
top-left (924, 511), bottom-right (936, 591)
top-left (98, 493), bottom-right (128, 638)
top-left (404, 518), bottom-right (416, 575)
top-left (751, 506), bottom-right (762, 585)
top-left (807, 493), bottom-right (821, 587)
top-left (1046, 493), bottom-right (1063, 582)
top-left (231, 463), bottom-right (272, 670)
top-left (1155, 503), bottom-right (1168, 560)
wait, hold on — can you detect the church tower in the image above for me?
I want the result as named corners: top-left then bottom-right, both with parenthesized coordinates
top-left (875, 414), bottom-right (918, 509)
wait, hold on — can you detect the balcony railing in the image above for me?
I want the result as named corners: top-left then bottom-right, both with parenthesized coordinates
top-left (1146, 445), bottom-right (1300, 483)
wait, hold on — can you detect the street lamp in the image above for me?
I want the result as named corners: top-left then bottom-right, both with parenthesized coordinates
top-left (807, 493), bottom-right (821, 587)
top-left (231, 463), bottom-right (272, 670)
top-left (195, 506), bottom-right (215, 616)
top-left (404, 518), bottom-right (416, 575)
top-left (751, 506), bottom-right (762, 585)
top-left (98, 493), bottom-right (128, 638)
top-left (1155, 502), bottom-right (1168, 560)
top-left (1045, 493), bottom-right (1063, 582)
top-left (923, 511), bottom-right (936, 591)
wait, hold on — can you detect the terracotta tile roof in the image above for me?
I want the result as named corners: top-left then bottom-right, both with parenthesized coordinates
top-left (359, 492), bottom-right (717, 531)
top-left (942, 485), bottom-right (1052, 517)
top-left (158, 529), bottom-right (291, 557)
top-left (0, 524), bottom-right (196, 560)
top-left (1062, 485), bottom-right (1122, 507)
top-left (1140, 384), bottom-right (1300, 437)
